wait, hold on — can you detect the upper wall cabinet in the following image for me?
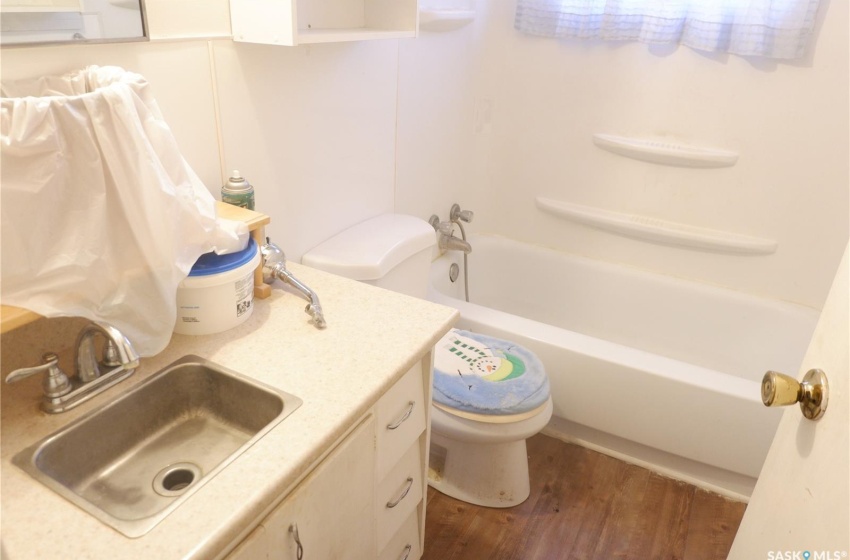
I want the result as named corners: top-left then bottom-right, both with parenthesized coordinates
top-left (230, 0), bottom-right (418, 46)
top-left (144, 0), bottom-right (230, 40)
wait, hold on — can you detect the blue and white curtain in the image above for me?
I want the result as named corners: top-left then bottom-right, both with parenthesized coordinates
top-left (515, 0), bottom-right (823, 60)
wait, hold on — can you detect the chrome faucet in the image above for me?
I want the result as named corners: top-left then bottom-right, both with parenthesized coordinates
top-left (262, 238), bottom-right (327, 329)
top-left (5, 320), bottom-right (140, 414)
top-left (75, 321), bottom-right (140, 383)
top-left (429, 214), bottom-right (472, 254)
top-left (437, 221), bottom-right (472, 253)
top-left (432, 203), bottom-right (474, 302)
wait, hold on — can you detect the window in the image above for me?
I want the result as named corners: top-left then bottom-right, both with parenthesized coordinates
top-left (514, 0), bottom-right (823, 60)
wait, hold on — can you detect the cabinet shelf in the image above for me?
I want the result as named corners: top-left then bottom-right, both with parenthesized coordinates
top-left (536, 197), bottom-right (778, 255)
top-left (231, 0), bottom-right (418, 46)
top-left (419, 9), bottom-right (475, 31)
top-left (592, 133), bottom-right (739, 168)
top-left (297, 27), bottom-right (415, 44)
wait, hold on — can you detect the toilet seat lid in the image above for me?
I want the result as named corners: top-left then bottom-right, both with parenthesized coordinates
top-left (433, 328), bottom-right (550, 416)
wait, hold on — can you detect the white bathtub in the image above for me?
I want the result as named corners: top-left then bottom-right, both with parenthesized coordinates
top-left (428, 234), bottom-right (820, 493)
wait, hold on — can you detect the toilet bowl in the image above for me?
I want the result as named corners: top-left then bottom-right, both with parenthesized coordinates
top-left (429, 398), bottom-right (553, 507)
top-left (302, 213), bottom-right (553, 508)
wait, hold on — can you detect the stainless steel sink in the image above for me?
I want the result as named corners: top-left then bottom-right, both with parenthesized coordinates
top-left (12, 355), bottom-right (302, 538)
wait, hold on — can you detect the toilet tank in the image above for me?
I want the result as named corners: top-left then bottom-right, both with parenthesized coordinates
top-left (302, 214), bottom-right (436, 299)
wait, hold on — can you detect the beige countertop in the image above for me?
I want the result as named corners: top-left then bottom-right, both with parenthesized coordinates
top-left (0, 263), bottom-right (458, 560)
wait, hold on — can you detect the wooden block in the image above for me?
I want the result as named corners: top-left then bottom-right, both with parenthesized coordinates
top-left (215, 201), bottom-right (270, 230)
top-left (0, 305), bottom-right (41, 334)
top-left (254, 283), bottom-right (272, 299)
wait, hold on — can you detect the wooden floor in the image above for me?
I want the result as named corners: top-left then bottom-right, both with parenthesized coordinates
top-left (423, 434), bottom-right (746, 560)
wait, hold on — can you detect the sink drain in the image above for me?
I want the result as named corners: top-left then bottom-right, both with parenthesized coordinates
top-left (153, 462), bottom-right (202, 497)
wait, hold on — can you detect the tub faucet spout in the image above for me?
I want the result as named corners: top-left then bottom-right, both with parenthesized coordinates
top-left (442, 235), bottom-right (472, 254)
top-left (429, 217), bottom-right (472, 254)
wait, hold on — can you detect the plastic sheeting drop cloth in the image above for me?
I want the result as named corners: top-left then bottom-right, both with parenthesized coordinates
top-left (1, 65), bottom-right (224, 356)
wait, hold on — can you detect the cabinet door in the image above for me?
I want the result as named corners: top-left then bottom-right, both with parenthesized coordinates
top-left (263, 416), bottom-right (376, 560)
top-left (227, 525), bottom-right (269, 560)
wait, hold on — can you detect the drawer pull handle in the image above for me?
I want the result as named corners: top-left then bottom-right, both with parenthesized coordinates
top-left (387, 401), bottom-right (415, 430)
top-left (386, 477), bottom-right (414, 508)
top-left (398, 544), bottom-right (413, 560)
top-left (289, 523), bottom-right (304, 560)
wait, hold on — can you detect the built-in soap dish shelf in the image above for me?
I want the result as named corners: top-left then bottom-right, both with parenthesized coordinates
top-left (536, 197), bottom-right (777, 255)
top-left (592, 133), bottom-right (738, 168)
top-left (419, 9), bottom-right (475, 31)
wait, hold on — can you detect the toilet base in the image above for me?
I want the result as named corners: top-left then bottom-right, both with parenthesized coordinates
top-left (427, 432), bottom-right (530, 508)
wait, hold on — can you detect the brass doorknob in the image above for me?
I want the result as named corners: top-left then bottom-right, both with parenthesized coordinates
top-left (762, 369), bottom-right (829, 420)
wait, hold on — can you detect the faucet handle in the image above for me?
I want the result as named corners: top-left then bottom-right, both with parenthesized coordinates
top-left (261, 237), bottom-right (288, 285)
top-left (450, 203), bottom-right (474, 224)
top-left (102, 339), bottom-right (121, 368)
top-left (5, 353), bottom-right (72, 398)
top-left (430, 214), bottom-right (460, 236)
top-left (6, 352), bottom-right (59, 383)
top-left (436, 221), bottom-right (455, 236)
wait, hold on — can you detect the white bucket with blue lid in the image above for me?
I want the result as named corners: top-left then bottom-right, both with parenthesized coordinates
top-left (174, 238), bottom-right (260, 335)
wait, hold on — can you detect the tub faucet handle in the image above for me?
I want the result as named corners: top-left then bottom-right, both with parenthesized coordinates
top-left (261, 237), bottom-right (287, 285)
top-left (450, 203), bottom-right (474, 224)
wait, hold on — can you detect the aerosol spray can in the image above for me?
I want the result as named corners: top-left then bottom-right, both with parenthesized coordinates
top-left (221, 170), bottom-right (255, 210)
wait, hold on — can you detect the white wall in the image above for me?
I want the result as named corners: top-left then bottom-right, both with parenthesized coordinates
top-left (0, 15), bottom-right (400, 260)
top-left (1, 40), bottom-right (222, 190)
top-left (211, 39), bottom-right (399, 259)
top-left (2, 0), bottom-right (847, 308)
top-left (395, 0), bottom-right (849, 310)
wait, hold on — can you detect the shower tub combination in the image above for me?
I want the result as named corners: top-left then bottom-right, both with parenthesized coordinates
top-left (428, 235), bottom-right (820, 498)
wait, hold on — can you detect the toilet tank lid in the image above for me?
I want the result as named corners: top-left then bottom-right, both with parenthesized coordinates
top-left (302, 214), bottom-right (436, 281)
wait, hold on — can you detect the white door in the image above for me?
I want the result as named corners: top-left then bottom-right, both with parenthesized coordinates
top-left (729, 243), bottom-right (849, 559)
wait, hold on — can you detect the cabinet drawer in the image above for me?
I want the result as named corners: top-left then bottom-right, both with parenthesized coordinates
top-left (376, 362), bottom-right (426, 481)
top-left (378, 510), bottom-right (421, 560)
top-left (262, 416), bottom-right (376, 560)
top-left (376, 443), bottom-right (423, 551)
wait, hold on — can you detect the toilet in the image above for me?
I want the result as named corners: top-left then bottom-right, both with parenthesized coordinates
top-left (302, 214), bottom-right (553, 508)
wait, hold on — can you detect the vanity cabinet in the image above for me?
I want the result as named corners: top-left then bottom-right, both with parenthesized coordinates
top-left (224, 353), bottom-right (433, 560)
top-left (230, 0), bottom-right (418, 46)
top-left (264, 416), bottom-right (377, 559)
top-left (374, 361), bottom-right (428, 558)
top-left (227, 526), bottom-right (268, 560)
